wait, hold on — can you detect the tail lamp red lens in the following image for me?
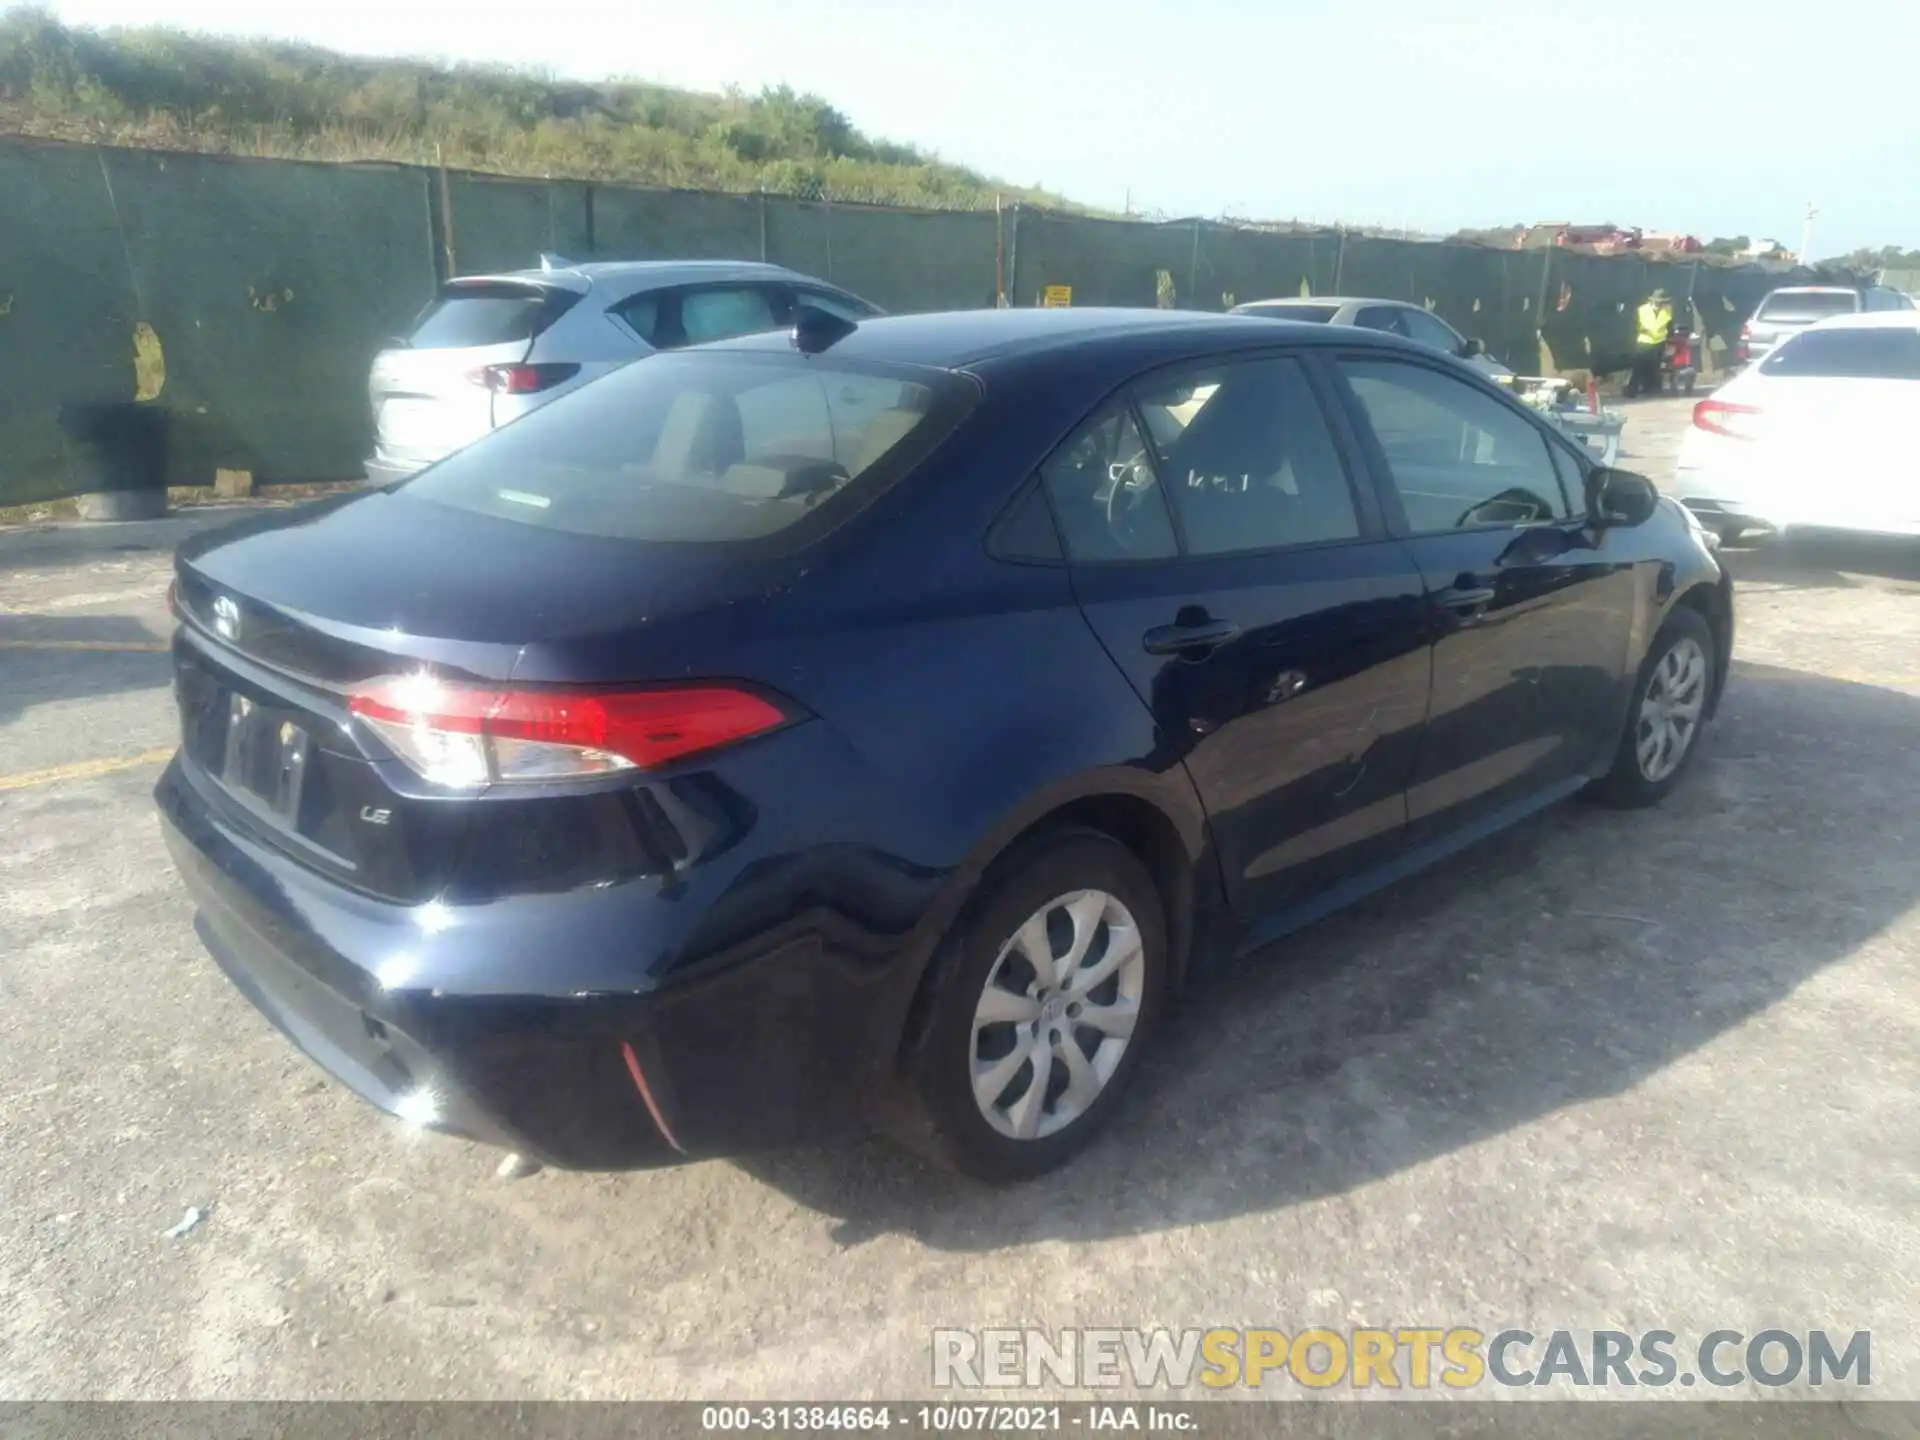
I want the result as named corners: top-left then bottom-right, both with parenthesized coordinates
top-left (348, 674), bottom-right (789, 787)
top-left (1691, 399), bottom-right (1762, 440)
top-left (466, 362), bottom-right (581, 395)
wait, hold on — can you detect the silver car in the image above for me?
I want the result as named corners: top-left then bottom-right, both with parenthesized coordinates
top-left (1228, 295), bottom-right (1513, 379)
top-left (366, 259), bottom-right (880, 484)
top-left (1737, 284), bottom-right (1914, 368)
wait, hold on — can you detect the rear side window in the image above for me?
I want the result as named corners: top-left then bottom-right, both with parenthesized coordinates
top-left (1756, 291), bottom-right (1858, 324)
top-left (681, 287), bottom-right (782, 345)
top-left (1039, 402), bottom-right (1177, 562)
top-left (400, 351), bottom-right (971, 544)
top-left (406, 283), bottom-right (577, 349)
top-left (1760, 327), bottom-right (1920, 380)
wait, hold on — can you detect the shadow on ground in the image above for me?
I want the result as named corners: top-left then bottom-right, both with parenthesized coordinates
top-left (1724, 533), bottom-right (1920, 590)
top-left (0, 614), bottom-right (171, 727)
top-left (738, 662), bottom-right (1920, 1248)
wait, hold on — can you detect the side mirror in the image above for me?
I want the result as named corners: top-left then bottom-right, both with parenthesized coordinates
top-left (1586, 467), bottom-right (1659, 527)
top-left (1460, 337), bottom-right (1486, 359)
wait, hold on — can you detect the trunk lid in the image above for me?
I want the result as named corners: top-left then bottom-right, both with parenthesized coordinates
top-left (170, 491), bottom-right (777, 903)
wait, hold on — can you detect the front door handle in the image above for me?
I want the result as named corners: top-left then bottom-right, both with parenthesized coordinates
top-left (1435, 584), bottom-right (1497, 617)
top-left (1142, 618), bottom-right (1242, 655)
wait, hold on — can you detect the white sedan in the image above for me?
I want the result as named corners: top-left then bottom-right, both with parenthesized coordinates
top-left (1674, 311), bottom-right (1920, 544)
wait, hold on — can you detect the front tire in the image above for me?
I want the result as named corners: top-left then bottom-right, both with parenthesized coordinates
top-left (887, 829), bottom-right (1168, 1181)
top-left (1590, 607), bottom-right (1716, 808)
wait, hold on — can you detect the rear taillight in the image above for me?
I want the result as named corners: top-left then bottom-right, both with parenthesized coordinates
top-left (466, 362), bottom-right (581, 395)
top-left (348, 673), bottom-right (790, 788)
top-left (1692, 399), bottom-right (1762, 440)
top-left (1737, 321), bottom-right (1752, 363)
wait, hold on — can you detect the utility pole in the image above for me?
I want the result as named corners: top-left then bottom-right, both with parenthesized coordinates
top-left (1799, 202), bottom-right (1820, 265)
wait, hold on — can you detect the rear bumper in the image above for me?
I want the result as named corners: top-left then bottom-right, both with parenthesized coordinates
top-left (155, 754), bottom-right (930, 1168)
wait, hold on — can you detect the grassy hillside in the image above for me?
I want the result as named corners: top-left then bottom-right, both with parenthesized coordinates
top-left (0, 8), bottom-right (1072, 210)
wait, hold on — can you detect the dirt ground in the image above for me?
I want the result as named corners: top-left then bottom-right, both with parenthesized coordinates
top-left (3, 395), bottom-right (1918, 1402)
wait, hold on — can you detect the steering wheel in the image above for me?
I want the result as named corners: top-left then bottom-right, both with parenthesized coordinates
top-left (1103, 447), bottom-right (1161, 551)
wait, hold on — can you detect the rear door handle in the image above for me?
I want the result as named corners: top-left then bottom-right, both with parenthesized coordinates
top-left (1142, 619), bottom-right (1242, 655)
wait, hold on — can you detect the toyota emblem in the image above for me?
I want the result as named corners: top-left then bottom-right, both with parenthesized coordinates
top-left (212, 594), bottom-right (241, 642)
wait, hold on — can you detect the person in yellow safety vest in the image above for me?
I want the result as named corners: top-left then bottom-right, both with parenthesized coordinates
top-left (1626, 288), bottom-right (1675, 396)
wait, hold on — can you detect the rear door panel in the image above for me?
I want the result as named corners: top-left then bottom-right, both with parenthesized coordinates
top-left (1047, 353), bottom-right (1433, 919)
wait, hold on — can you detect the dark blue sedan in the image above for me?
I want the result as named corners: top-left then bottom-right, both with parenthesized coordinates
top-left (156, 308), bottom-right (1733, 1180)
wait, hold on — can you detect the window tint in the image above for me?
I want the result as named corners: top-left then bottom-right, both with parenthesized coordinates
top-left (406, 283), bottom-right (575, 349)
top-left (1135, 358), bottom-right (1361, 554)
top-left (401, 352), bottom-right (962, 544)
top-left (1237, 303), bottom-right (1337, 323)
top-left (1401, 308), bottom-right (1466, 356)
top-left (613, 293), bottom-right (662, 345)
top-left (1038, 402), bottom-right (1176, 562)
top-left (1548, 440), bottom-right (1586, 515)
top-left (1354, 306), bottom-right (1410, 336)
top-left (680, 287), bottom-right (782, 345)
top-left (1759, 327), bottom-right (1920, 380)
top-left (1756, 290), bottom-right (1858, 323)
top-left (793, 290), bottom-right (877, 323)
top-left (1342, 359), bottom-right (1569, 531)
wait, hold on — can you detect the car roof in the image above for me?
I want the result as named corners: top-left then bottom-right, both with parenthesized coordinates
top-left (708, 305), bottom-right (1415, 370)
top-left (1763, 285), bottom-right (1860, 296)
top-left (448, 259), bottom-right (816, 296)
top-left (1804, 310), bottom-right (1920, 331)
top-left (1235, 296), bottom-right (1394, 310)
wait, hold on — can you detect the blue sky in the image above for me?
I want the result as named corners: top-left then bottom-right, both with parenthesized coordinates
top-left (47, 0), bottom-right (1920, 256)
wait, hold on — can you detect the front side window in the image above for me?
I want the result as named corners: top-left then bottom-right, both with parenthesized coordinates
top-left (1402, 308), bottom-right (1467, 356)
top-left (1135, 358), bottom-right (1362, 555)
top-left (1341, 359), bottom-right (1569, 531)
top-left (792, 290), bottom-right (878, 324)
top-left (1354, 306), bottom-right (1411, 337)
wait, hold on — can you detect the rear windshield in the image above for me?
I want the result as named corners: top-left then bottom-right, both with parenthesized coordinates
top-left (405, 282), bottom-right (578, 349)
top-left (1239, 304), bottom-right (1337, 323)
top-left (1756, 291), bottom-right (1858, 324)
top-left (1760, 327), bottom-right (1920, 380)
top-left (400, 350), bottom-right (975, 544)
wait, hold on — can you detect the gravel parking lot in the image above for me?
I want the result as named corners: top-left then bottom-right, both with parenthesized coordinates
top-left (4, 394), bottom-right (1918, 1402)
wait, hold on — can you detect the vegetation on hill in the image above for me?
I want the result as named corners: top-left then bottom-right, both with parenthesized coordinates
top-left (0, 7), bottom-right (1072, 210)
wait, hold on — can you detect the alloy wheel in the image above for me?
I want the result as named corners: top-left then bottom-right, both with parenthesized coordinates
top-left (970, 889), bottom-right (1146, 1141)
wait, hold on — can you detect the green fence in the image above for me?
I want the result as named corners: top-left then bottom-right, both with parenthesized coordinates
top-left (0, 136), bottom-right (1839, 506)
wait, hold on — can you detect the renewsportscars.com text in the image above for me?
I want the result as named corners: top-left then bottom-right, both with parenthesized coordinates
top-left (932, 1327), bottom-right (1872, 1391)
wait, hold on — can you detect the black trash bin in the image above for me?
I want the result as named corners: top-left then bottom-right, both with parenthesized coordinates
top-left (58, 400), bottom-right (170, 521)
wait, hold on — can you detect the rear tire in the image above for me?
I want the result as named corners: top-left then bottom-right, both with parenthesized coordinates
top-left (885, 829), bottom-right (1168, 1181)
top-left (1590, 607), bottom-right (1716, 809)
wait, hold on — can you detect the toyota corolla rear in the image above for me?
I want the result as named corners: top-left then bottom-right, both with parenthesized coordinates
top-left (159, 345), bottom-right (980, 1167)
top-left (1674, 315), bottom-right (1920, 541)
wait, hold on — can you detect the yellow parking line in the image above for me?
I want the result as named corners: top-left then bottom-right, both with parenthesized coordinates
top-left (0, 746), bottom-right (175, 793)
top-left (0, 639), bottom-right (169, 653)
